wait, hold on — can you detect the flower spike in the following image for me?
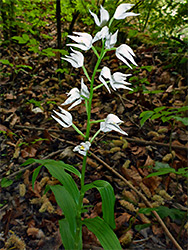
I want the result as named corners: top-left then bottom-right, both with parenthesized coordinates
top-left (62, 48), bottom-right (84, 68)
top-left (52, 107), bottom-right (72, 128)
top-left (89, 5), bottom-right (109, 27)
top-left (100, 114), bottom-right (127, 135)
top-left (114, 3), bottom-right (140, 20)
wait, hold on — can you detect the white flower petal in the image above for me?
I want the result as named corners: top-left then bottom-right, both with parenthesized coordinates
top-left (68, 99), bottom-right (82, 110)
top-left (89, 6), bottom-right (109, 27)
top-left (73, 141), bottom-right (91, 156)
top-left (89, 9), bottom-right (100, 26)
top-left (62, 88), bottom-right (80, 106)
top-left (52, 107), bottom-right (72, 128)
top-left (92, 26), bottom-right (109, 44)
top-left (80, 78), bottom-right (90, 99)
top-left (114, 3), bottom-right (139, 20)
top-left (67, 32), bottom-right (92, 51)
top-left (105, 30), bottom-right (118, 49)
top-left (62, 48), bottom-right (84, 68)
top-left (99, 5), bottom-right (110, 27)
top-left (111, 72), bottom-right (132, 91)
top-left (99, 66), bottom-right (112, 93)
top-left (100, 114), bottom-right (127, 135)
top-left (116, 44), bottom-right (137, 69)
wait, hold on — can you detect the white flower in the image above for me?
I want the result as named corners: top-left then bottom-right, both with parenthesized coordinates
top-left (99, 66), bottom-right (132, 92)
top-left (114, 3), bottom-right (139, 20)
top-left (105, 30), bottom-right (118, 49)
top-left (67, 32), bottom-right (93, 51)
top-left (100, 114), bottom-right (127, 135)
top-left (52, 107), bottom-right (72, 128)
top-left (99, 66), bottom-right (112, 93)
top-left (111, 72), bottom-right (132, 91)
top-left (62, 78), bottom-right (89, 109)
top-left (62, 48), bottom-right (84, 68)
top-left (92, 26), bottom-right (109, 44)
top-left (89, 5), bottom-right (109, 27)
top-left (116, 44), bottom-right (137, 69)
top-left (73, 141), bottom-right (91, 156)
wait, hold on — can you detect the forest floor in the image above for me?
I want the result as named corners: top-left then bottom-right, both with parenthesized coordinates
top-left (0, 23), bottom-right (188, 250)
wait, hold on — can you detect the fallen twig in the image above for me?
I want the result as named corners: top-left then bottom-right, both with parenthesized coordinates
top-left (14, 125), bottom-right (188, 151)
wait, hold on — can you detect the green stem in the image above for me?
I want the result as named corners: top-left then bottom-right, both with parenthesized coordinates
top-left (93, 83), bottom-right (104, 90)
top-left (92, 46), bottom-right (100, 58)
top-left (74, 44), bottom-right (107, 249)
top-left (82, 65), bottom-right (91, 82)
top-left (90, 129), bottom-right (101, 143)
top-left (90, 119), bottom-right (105, 124)
top-left (72, 123), bottom-right (86, 138)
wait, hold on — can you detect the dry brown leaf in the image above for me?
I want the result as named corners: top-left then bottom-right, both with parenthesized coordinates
top-left (122, 190), bottom-right (139, 204)
top-left (143, 176), bottom-right (161, 195)
top-left (139, 213), bottom-right (150, 224)
top-left (139, 182), bottom-right (151, 198)
top-left (122, 166), bottom-right (142, 186)
top-left (27, 228), bottom-right (45, 239)
top-left (115, 213), bottom-right (132, 230)
top-left (144, 155), bottom-right (155, 167)
top-left (119, 230), bottom-right (133, 247)
top-left (119, 200), bottom-right (136, 212)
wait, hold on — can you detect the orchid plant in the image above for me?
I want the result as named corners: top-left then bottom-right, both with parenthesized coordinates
top-left (26, 4), bottom-right (139, 250)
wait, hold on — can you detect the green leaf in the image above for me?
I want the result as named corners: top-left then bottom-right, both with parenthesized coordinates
top-left (151, 113), bottom-right (163, 120)
top-left (155, 206), bottom-right (187, 221)
top-left (0, 59), bottom-right (13, 67)
top-left (140, 111), bottom-right (154, 127)
top-left (139, 207), bottom-right (156, 214)
top-left (135, 223), bottom-right (151, 231)
top-left (146, 168), bottom-right (176, 178)
top-left (1, 178), bottom-right (13, 188)
top-left (24, 159), bottom-right (80, 203)
top-left (59, 218), bottom-right (78, 250)
top-left (83, 217), bottom-right (122, 250)
top-left (173, 116), bottom-right (188, 126)
top-left (83, 180), bottom-right (116, 229)
top-left (45, 163), bottom-right (80, 204)
top-left (50, 185), bottom-right (77, 237)
top-left (154, 161), bottom-right (170, 170)
top-left (154, 106), bottom-right (166, 113)
top-left (32, 165), bottom-right (42, 190)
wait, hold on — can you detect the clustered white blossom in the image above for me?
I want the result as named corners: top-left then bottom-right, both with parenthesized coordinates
top-left (52, 3), bottom-right (139, 156)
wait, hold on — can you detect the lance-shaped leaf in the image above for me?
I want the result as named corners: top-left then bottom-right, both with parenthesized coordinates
top-left (89, 5), bottom-right (109, 27)
top-left (83, 217), bottom-right (122, 250)
top-left (52, 107), bottom-right (72, 128)
top-left (59, 218), bottom-right (75, 250)
top-left (100, 114), bottom-right (127, 135)
top-left (114, 3), bottom-right (139, 20)
top-left (62, 48), bottom-right (84, 68)
top-left (67, 32), bottom-right (93, 51)
top-left (83, 180), bottom-right (116, 229)
top-left (116, 44), bottom-right (137, 69)
top-left (50, 185), bottom-right (77, 237)
top-left (29, 159), bottom-right (80, 204)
